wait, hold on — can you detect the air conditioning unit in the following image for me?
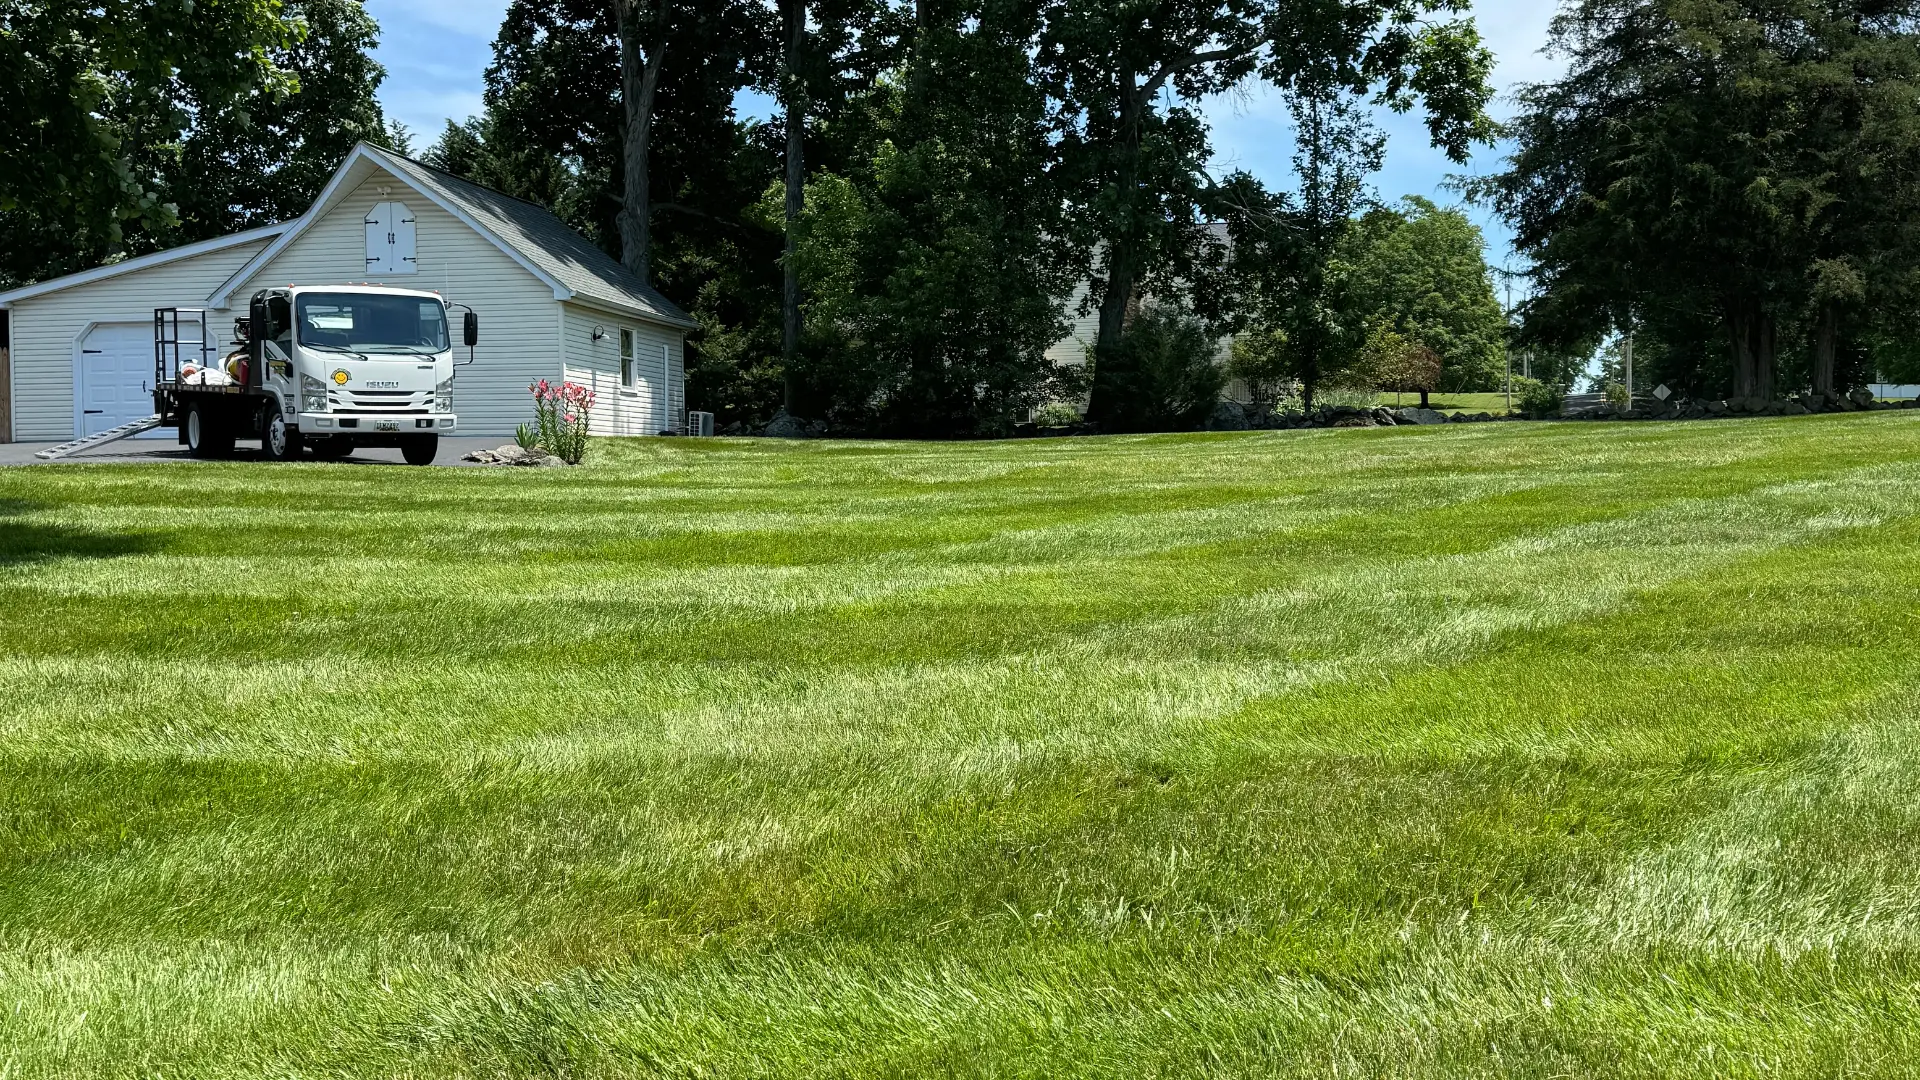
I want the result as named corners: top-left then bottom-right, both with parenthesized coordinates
top-left (686, 410), bottom-right (716, 437)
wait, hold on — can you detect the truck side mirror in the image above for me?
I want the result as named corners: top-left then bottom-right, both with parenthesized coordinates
top-left (248, 297), bottom-right (271, 342)
top-left (463, 311), bottom-right (479, 348)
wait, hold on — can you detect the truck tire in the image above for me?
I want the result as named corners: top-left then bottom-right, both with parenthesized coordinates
top-left (401, 435), bottom-right (439, 466)
top-left (186, 403), bottom-right (234, 459)
top-left (261, 410), bottom-right (304, 462)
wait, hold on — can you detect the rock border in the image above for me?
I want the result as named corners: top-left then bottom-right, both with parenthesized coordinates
top-left (710, 388), bottom-right (1916, 440)
top-left (462, 444), bottom-right (572, 467)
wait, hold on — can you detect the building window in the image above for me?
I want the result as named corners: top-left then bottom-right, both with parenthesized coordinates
top-left (620, 328), bottom-right (635, 387)
top-left (364, 201), bottom-right (417, 275)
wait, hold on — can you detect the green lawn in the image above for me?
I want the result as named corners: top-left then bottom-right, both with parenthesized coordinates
top-left (1407, 391), bottom-right (1518, 413)
top-left (6, 416), bottom-right (1920, 1077)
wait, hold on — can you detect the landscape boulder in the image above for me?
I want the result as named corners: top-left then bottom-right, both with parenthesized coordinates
top-left (763, 411), bottom-right (812, 438)
top-left (462, 445), bottom-right (568, 466)
top-left (1394, 407), bottom-right (1448, 426)
top-left (1206, 400), bottom-right (1249, 431)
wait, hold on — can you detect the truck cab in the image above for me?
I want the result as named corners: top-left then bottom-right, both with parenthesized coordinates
top-left (155, 285), bottom-right (475, 464)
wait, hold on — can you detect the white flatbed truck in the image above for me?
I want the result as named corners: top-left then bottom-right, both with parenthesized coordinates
top-left (39, 285), bottom-right (478, 463)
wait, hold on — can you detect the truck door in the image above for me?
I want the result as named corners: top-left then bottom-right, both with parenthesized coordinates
top-left (264, 293), bottom-right (296, 409)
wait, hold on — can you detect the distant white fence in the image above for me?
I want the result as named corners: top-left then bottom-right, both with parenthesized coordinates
top-left (1872, 384), bottom-right (1920, 400)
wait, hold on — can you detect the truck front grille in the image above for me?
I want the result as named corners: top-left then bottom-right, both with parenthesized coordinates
top-left (329, 389), bottom-right (433, 413)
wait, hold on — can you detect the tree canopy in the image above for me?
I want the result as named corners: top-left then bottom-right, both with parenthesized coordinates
top-left (1347, 196), bottom-right (1507, 393)
top-left (1, 0), bottom-right (298, 284)
top-left (6, 0), bottom-right (1525, 436)
top-left (1482, 0), bottom-right (1920, 400)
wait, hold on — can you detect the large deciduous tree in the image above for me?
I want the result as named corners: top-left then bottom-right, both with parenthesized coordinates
top-left (444, 0), bottom-right (785, 420)
top-left (171, 0), bottom-right (393, 239)
top-left (789, 0), bottom-right (1075, 436)
top-left (1037, 0), bottom-right (1496, 422)
top-left (1222, 82), bottom-right (1385, 412)
top-left (1346, 196), bottom-right (1506, 392)
top-left (767, 0), bottom-right (902, 413)
top-left (0, 0), bottom-right (300, 286)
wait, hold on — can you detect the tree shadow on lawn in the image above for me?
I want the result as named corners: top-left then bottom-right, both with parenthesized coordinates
top-left (0, 499), bottom-right (169, 566)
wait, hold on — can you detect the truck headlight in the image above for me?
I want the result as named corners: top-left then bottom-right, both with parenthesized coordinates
top-left (436, 376), bottom-right (454, 413)
top-left (301, 373), bottom-right (328, 412)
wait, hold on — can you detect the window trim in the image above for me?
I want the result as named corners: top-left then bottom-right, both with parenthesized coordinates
top-left (619, 327), bottom-right (638, 392)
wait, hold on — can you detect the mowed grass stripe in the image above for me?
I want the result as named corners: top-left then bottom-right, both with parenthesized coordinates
top-left (4, 415), bottom-right (1920, 1076)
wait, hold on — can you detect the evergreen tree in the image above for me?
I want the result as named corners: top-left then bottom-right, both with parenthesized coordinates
top-left (1484, 0), bottom-right (1920, 400)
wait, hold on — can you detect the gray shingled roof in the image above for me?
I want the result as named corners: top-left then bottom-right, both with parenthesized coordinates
top-left (375, 148), bottom-right (697, 330)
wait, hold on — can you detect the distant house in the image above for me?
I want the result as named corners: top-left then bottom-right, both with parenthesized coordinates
top-left (1043, 225), bottom-right (1257, 407)
top-left (0, 142), bottom-right (696, 441)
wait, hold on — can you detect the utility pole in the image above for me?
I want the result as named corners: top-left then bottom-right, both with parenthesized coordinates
top-left (1503, 280), bottom-right (1513, 414)
top-left (1622, 326), bottom-right (1634, 406)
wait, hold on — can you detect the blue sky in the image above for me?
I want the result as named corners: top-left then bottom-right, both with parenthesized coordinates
top-left (365, 0), bottom-right (1561, 269)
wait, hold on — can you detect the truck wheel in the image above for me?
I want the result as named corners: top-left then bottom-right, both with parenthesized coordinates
top-left (261, 411), bottom-right (304, 462)
top-left (401, 435), bottom-right (439, 466)
top-left (186, 403), bottom-right (233, 459)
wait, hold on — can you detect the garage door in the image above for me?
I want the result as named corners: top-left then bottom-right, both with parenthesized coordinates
top-left (78, 322), bottom-right (168, 437)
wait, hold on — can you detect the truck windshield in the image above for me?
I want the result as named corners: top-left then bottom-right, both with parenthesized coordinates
top-left (295, 293), bottom-right (449, 354)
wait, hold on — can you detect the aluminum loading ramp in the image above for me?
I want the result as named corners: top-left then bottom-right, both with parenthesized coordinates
top-left (34, 415), bottom-right (164, 460)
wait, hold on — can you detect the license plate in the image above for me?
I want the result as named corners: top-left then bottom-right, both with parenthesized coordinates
top-left (375, 420), bottom-right (400, 432)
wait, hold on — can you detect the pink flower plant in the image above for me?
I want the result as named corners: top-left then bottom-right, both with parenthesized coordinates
top-left (527, 379), bottom-right (598, 464)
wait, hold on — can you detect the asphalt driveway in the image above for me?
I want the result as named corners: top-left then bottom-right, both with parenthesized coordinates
top-left (0, 436), bottom-right (510, 467)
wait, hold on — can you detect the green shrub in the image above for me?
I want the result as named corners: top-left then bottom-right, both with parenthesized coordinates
top-left (1603, 381), bottom-right (1630, 410)
top-left (1092, 306), bottom-right (1227, 433)
top-left (1033, 402), bottom-right (1083, 429)
top-left (1514, 376), bottom-right (1564, 419)
top-left (1318, 386), bottom-right (1382, 410)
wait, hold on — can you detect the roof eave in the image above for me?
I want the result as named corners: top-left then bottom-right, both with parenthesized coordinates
top-left (208, 143), bottom-right (577, 309)
top-left (0, 223), bottom-right (289, 308)
top-left (565, 294), bottom-right (699, 332)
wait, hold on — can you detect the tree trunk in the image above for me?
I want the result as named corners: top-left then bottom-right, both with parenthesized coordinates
top-left (1728, 302), bottom-right (1781, 402)
top-left (1727, 304), bottom-right (1756, 400)
top-left (1753, 311), bottom-right (1776, 401)
top-left (1084, 75), bottom-right (1143, 425)
top-left (780, 0), bottom-right (807, 414)
top-left (613, 0), bottom-right (666, 283)
top-left (1813, 302), bottom-right (1839, 399)
top-left (1419, 387), bottom-right (1429, 409)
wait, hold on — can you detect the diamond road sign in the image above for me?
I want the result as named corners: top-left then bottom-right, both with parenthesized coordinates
top-left (1653, 383), bottom-right (1672, 401)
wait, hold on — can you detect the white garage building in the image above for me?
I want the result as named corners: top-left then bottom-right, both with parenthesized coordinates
top-left (0, 142), bottom-right (695, 442)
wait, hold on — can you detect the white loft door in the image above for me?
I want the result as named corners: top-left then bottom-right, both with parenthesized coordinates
top-left (364, 201), bottom-right (418, 275)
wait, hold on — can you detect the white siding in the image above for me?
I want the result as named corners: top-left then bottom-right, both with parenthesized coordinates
top-left (6, 243), bottom-right (270, 439)
top-left (1047, 280), bottom-right (1099, 368)
top-left (230, 167), bottom-right (561, 436)
top-left (560, 301), bottom-right (684, 436)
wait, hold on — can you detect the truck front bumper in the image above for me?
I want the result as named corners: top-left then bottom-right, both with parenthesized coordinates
top-left (299, 413), bottom-right (458, 434)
